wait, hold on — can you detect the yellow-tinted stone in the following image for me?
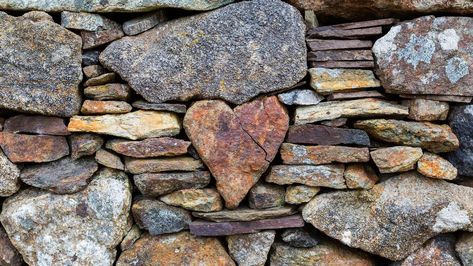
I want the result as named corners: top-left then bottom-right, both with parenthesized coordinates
top-left (417, 152), bottom-right (457, 180)
top-left (309, 68), bottom-right (380, 95)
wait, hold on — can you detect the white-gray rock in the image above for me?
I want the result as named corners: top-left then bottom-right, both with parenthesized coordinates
top-left (278, 89), bottom-right (324, 106)
top-left (0, 149), bottom-right (20, 197)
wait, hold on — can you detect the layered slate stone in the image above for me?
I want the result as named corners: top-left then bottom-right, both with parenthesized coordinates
top-left (417, 152), bottom-right (457, 180)
top-left (0, 169), bottom-right (132, 265)
top-left (286, 125), bottom-right (370, 146)
top-left (302, 172), bottom-right (473, 260)
top-left (0, 150), bottom-right (20, 197)
top-left (4, 115), bottom-right (69, 136)
top-left (0, 13), bottom-right (82, 117)
top-left (83, 73), bottom-right (116, 87)
top-left (184, 98), bottom-right (288, 209)
top-left (133, 171), bottom-right (211, 197)
top-left (373, 16), bottom-right (473, 96)
top-left (80, 100), bottom-right (132, 115)
top-left (125, 157), bottom-right (203, 174)
top-left (446, 104), bottom-right (473, 176)
top-left (100, 0), bottom-right (306, 104)
top-left (192, 207), bottom-right (297, 222)
top-left (309, 68), bottom-right (380, 95)
top-left (227, 231), bottom-right (275, 266)
top-left (84, 84), bottom-right (131, 101)
top-left (106, 137), bottom-right (190, 158)
top-left (266, 165), bottom-right (346, 189)
top-left (159, 188), bottom-right (223, 212)
top-left (132, 101), bottom-right (186, 114)
top-left (399, 235), bottom-right (461, 266)
top-left (371, 146), bottom-right (423, 173)
top-left (280, 143), bottom-right (370, 165)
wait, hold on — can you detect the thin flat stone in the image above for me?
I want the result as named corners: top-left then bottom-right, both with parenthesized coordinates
top-left (61, 11), bottom-right (110, 31)
top-left (308, 50), bottom-right (373, 61)
top-left (160, 188), bottom-right (223, 212)
top-left (280, 143), bottom-right (370, 165)
top-left (277, 89), bottom-right (324, 106)
top-left (266, 164), bottom-right (346, 189)
top-left (81, 100), bottom-right (132, 115)
top-left (286, 124), bottom-right (370, 146)
top-left (400, 94), bottom-right (472, 103)
top-left (309, 68), bottom-right (380, 95)
top-left (84, 84), bottom-right (131, 101)
top-left (327, 90), bottom-right (385, 101)
top-left (310, 26), bottom-right (382, 38)
top-left (321, 118), bottom-right (348, 127)
top-left (4, 115), bottom-right (69, 136)
top-left (307, 39), bottom-right (372, 51)
top-left (125, 157), bottom-right (204, 174)
top-left (69, 133), bottom-right (103, 160)
top-left (310, 61), bottom-right (375, 69)
top-left (192, 206), bottom-right (297, 222)
top-left (132, 101), bottom-right (186, 113)
top-left (95, 149), bottom-right (124, 170)
top-left (371, 146), bottom-right (423, 173)
top-left (123, 10), bottom-right (168, 35)
top-left (106, 137), bottom-right (190, 158)
top-left (83, 73), bottom-right (116, 87)
top-left (133, 171), bottom-right (211, 197)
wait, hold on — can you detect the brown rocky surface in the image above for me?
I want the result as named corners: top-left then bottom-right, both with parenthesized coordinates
top-left (192, 206), bottom-right (297, 222)
top-left (371, 146), bottom-right (423, 173)
top-left (160, 188), bottom-right (223, 212)
top-left (266, 164), bottom-right (346, 188)
top-left (285, 185), bottom-right (320, 205)
top-left (0, 150), bottom-right (20, 197)
top-left (404, 99), bottom-right (449, 121)
top-left (133, 171), bottom-right (211, 197)
top-left (120, 224), bottom-right (141, 252)
top-left (82, 65), bottom-right (106, 79)
top-left (280, 143), bottom-right (370, 165)
top-left (286, 124), bottom-right (370, 146)
top-left (84, 84), bottom-right (131, 101)
top-left (417, 152), bottom-right (457, 180)
top-left (81, 19), bottom-right (123, 49)
top-left (69, 133), bottom-right (103, 160)
top-left (125, 157), bottom-right (204, 174)
top-left (4, 115), bottom-right (69, 135)
top-left (106, 137), bottom-right (190, 158)
top-left (95, 149), bottom-right (125, 170)
top-left (227, 231), bottom-right (276, 266)
top-left (248, 183), bottom-right (285, 209)
top-left (309, 68), bottom-right (380, 95)
top-left (81, 100), bottom-right (132, 115)
top-left (344, 164), bottom-right (379, 189)
top-left (398, 235), bottom-right (461, 266)
top-left (456, 232), bottom-right (473, 266)
top-left (0, 226), bottom-right (22, 266)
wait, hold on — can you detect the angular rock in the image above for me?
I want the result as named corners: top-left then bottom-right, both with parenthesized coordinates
top-left (0, 13), bottom-right (82, 117)
top-left (266, 164), bottom-right (346, 189)
top-left (446, 105), bottom-right (473, 176)
top-left (248, 183), bottom-right (285, 209)
top-left (227, 231), bottom-right (275, 266)
top-left (456, 232), bottom-right (473, 266)
top-left (0, 150), bottom-right (20, 197)
top-left (321, 118), bottom-right (348, 127)
top-left (354, 119), bottom-right (459, 153)
top-left (302, 172), bottom-right (473, 260)
top-left (84, 83), bottom-right (131, 101)
top-left (83, 73), bottom-right (116, 87)
top-left (286, 124), bottom-right (370, 146)
top-left (133, 171), bottom-right (211, 197)
top-left (125, 157), bottom-right (203, 174)
top-left (132, 198), bottom-right (191, 235)
top-left (20, 157), bottom-right (98, 194)
top-left (117, 232), bottom-right (235, 266)
top-left (285, 185), bottom-right (320, 205)
top-left (327, 90), bottom-right (385, 101)
top-left (0, 226), bottom-right (22, 266)
top-left (400, 94), bottom-right (472, 103)
top-left (0, 168), bottom-right (132, 265)
top-left (404, 99), bottom-right (449, 121)
top-left (100, 0), bottom-right (306, 104)
top-left (4, 115), bottom-right (69, 136)
top-left (281, 228), bottom-right (319, 248)
top-left (417, 152), bottom-right (457, 180)
top-left (68, 110), bottom-right (181, 140)
top-left (309, 68), bottom-right (380, 95)
top-left (83, 65), bottom-right (106, 79)
top-left (132, 101), bottom-right (186, 113)
top-left (192, 206), bottom-right (297, 222)
top-left (373, 16), bottom-right (473, 96)
top-left (295, 98), bottom-right (408, 124)
top-left (280, 143), bottom-right (370, 165)
top-left (21, 10), bottom-right (53, 22)
top-left (160, 188), bottom-right (223, 212)
top-left (0, 133), bottom-right (69, 163)
top-left (344, 164), bottom-right (378, 189)
top-left (61, 11), bottom-right (110, 31)
top-left (82, 50), bottom-right (101, 66)
top-left (184, 99), bottom-right (288, 209)
top-left (95, 149), bottom-right (124, 170)
top-left (106, 137), bottom-right (190, 158)
top-left (81, 19), bottom-right (124, 49)
top-left (399, 235), bottom-right (460, 266)
top-left (120, 224), bottom-right (141, 252)
top-left (69, 133), bottom-right (103, 160)
top-left (81, 100), bottom-right (132, 115)
top-left (123, 10), bottom-right (168, 35)
top-left (371, 146), bottom-right (423, 173)
top-left (277, 89), bottom-right (324, 106)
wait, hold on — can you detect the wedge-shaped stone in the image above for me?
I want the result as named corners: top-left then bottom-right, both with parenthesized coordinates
top-left (266, 165), bottom-right (346, 189)
top-left (354, 119), bottom-right (459, 153)
top-left (309, 68), bottom-right (380, 95)
top-left (227, 231), bottom-right (275, 266)
top-left (280, 143), bottom-right (370, 165)
top-left (123, 10), bottom-right (168, 36)
top-left (248, 183), bottom-right (285, 210)
top-left (125, 157), bottom-right (203, 174)
top-left (160, 188), bottom-right (223, 212)
top-left (295, 98), bottom-right (408, 124)
top-left (302, 172), bottom-right (473, 260)
top-left (69, 133), bottom-right (103, 159)
top-left (133, 171), bottom-right (211, 197)
top-left (83, 73), bottom-right (116, 87)
top-left (286, 124), bottom-right (370, 146)
top-left (281, 228), bottom-right (319, 248)
top-left (371, 146), bottom-right (423, 173)
top-left (81, 19), bottom-right (124, 49)
top-left (192, 206), bottom-right (297, 222)
top-left (106, 137), bottom-right (190, 158)
top-left (68, 110), bottom-right (180, 140)
top-left (95, 149), bottom-right (124, 170)
top-left (417, 152), bottom-right (457, 180)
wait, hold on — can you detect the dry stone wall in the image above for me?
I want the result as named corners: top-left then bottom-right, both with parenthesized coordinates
top-left (0, 0), bottom-right (473, 265)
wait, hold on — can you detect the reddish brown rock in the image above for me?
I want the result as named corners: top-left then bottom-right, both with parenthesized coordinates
top-left (83, 65), bottom-right (106, 79)
top-left (106, 137), bottom-right (190, 158)
top-left (344, 164), bottom-right (378, 189)
top-left (4, 115), bottom-right (69, 135)
top-left (0, 226), bottom-right (22, 266)
top-left (81, 19), bottom-right (123, 49)
top-left (84, 83), bottom-right (131, 101)
top-left (125, 157), bottom-right (204, 174)
top-left (133, 171), bottom-right (211, 197)
top-left (95, 149), bottom-right (124, 170)
top-left (371, 146), bottom-right (423, 173)
top-left (69, 133), bottom-right (103, 160)
top-left (0, 133), bottom-right (69, 163)
top-left (80, 100), bottom-right (132, 115)
top-left (417, 152), bottom-right (457, 180)
top-left (184, 97), bottom-right (288, 209)
top-left (280, 143), bottom-right (370, 165)
top-left (286, 124), bottom-right (370, 146)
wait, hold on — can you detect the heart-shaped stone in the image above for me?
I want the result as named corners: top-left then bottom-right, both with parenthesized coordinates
top-left (184, 96), bottom-right (288, 209)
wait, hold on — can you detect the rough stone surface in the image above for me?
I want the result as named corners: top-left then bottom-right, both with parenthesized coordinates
top-left (446, 104), bottom-right (473, 176)
top-left (373, 16), bottom-right (473, 96)
top-left (281, 228), bottom-right (319, 248)
top-left (21, 10), bottom-right (53, 22)
top-left (69, 133), bottom-right (103, 160)
top-left (84, 84), bottom-right (131, 101)
top-left (354, 119), bottom-right (459, 153)
top-left (120, 224), bottom-right (141, 252)
top-left (68, 110), bottom-right (181, 140)
top-left (160, 188), bottom-right (223, 212)
top-left (404, 99), bottom-right (449, 121)
top-left (133, 171), bottom-right (211, 197)
top-left (0, 226), bottom-right (22, 266)
top-left (327, 90), bottom-right (385, 101)
top-left (61, 11), bottom-right (110, 31)
top-left (192, 206), bottom-right (297, 222)
top-left (401, 94), bottom-right (472, 103)
top-left (227, 230), bottom-right (275, 266)
top-left (20, 156), bottom-right (98, 194)
top-left (399, 234), bottom-right (460, 266)
top-left (0, 150), bottom-right (20, 197)
top-left (132, 101), bottom-right (187, 113)
top-left (0, 133), bottom-right (69, 163)
top-left (117, 232), bottom-right (235, 266)
top-left (132, 198), bottom-right (191, 235)
top-left (285, 185), bottom-right (320, 205)
top-left (302, 172), bottom-right (473, 260)
top-left (248, 183), bottom-right (285, 209)
top-left (123, 10), bottom-right (168, 35)
top-left (280, 143), bottom-right (370, 165)
top-left (0, 168), bottom-right (132, 265)
top-left (417, 152), bottom-right (457, 180)
top-left (125, 157), bottom-right (204, 174)
top-left (266, 164), bottom-right (346, 189)
top-left (95, 149), bottom-right (124, 170)
top-left (83, 65), bottom-right (106, 79)
top-left (106, 137), bottom-right (190, 158)
top-left (309, 68), bottom-right (380, 95)
top-left (4, 115), bottom-right (69, 136)
top-left (100, 0), bottom-right (306, 104)
top-left (295, 98), bottom-right (408, 124)
top-left (278, 89), bottom-right (324, 106)
top-left (371, 146), bottom-right (423, 173)
top-left (83, 73), bottom-right (116, 87)
top-left (456, 232), bottom-right (473, 266)
top-left (0, 13), bottom-right (82, 117)
top-left (81, 19), bottom-right (124, 49)
top-left (81, 100), bottom-right (132, 115)
top-left (344, 164), bottom-right (379, 189)
top-left (286, 124), bottom-right (370, 146)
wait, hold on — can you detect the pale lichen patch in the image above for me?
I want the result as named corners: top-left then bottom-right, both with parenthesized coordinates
top-left (437, 29), bottom-right (460, 51)
top-left (445, 57), bottom-right (469, 84)
top-left (398, 34), bottom-right (436, 69)
top-left (433, 202), bottom-right (470, 233)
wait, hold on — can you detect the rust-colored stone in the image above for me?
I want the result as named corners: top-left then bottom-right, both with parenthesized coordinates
top-left (106, 137), bottom-right (190, 158)
top-left (344, 164), bottom-right (378, 189)
top-left (280, 143), bottom-right (370, 165)
top-left (80, 100), bottom-right (132, 115)
top-left (4, 115), bottom-right (69, 136)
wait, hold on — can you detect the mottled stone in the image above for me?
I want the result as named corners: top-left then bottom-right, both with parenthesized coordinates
top-left (321, 118), bottom-right (348, 127)
top-left (61, 11), bottom-right (111, 31)
top-left (248, 183), bottom-right (285, 209)
top-left (21, 10), bottom-right (53, 22)
top-left (83, 65), bottom-right (106, 79)
top-left (0, 226), bottom-right (22, 266)
top-left (83, 73), bottom-right (116, 87)
top-left (84, 83), bottom-right (131, 101)
top-left (399, 235), bottom-right (460, 266)
top-left (404, 99), bottom-right (449, 121)
top-left (227, 231), bottom-right (275, 266)
top-left (184, 98), bottom-right (288, 209)
top-left (285, 185), bottom-right (320, 205)
top-left (123, 10), bottom-right (168, 35)
top-left (417, 152), bottom-right (457, 180)
top-left (327, 90), bottom-right (385, 101)
top-left (278, 89), bottom-right (324, 106)
top-left (160, 188), bottom-right (223, 212)
top-left (309, 68), bottom-right (380, 95)
top-left (0, 133), bottom-right (69, 163)
top-left (81, 19), bottom-right (123, 49)
top-left (120, 224), bottom-right (141, 252)
top-left (4, 115), bottom-right (69, 136)
top-left (344, 164), bottom-right (378, 189)
top-left (132, 198), bottom-right (191, 235)
top-left (0, 168), bottom-right (132, 265)
top-left (133, 171), bottom-right (211, 197)
top-left (281, 228), bottom-right (319, 248)
top-left (286, 124), bottom-right (370, 146)
top-left (371, 146), bottom-right (423, 173)
top-left (456, 232), bottom-right (473, 266)
top-left (192, 206), bottom-right (297, 222)
top-left (117, 232), bottom-right (235, 266)
top-left (81, 100), bottom-right (132, 115)
top-left (354, 119), bottom-right (459, 153)
top-left (95, 149), bottom-right (124, 170)
top-left (0, 150), bottom-right (20, 197)
top-left (281, 143), bottom-right (370, 165)
top-left (132, 101), bottom-right (186, 113)
top-left (0, 13), bottom-right (82, 117)
top-left (125, 157), bottom-right (203, 174)
top-left (446, 105), bottom-right (473, 176)
top-left (68, 110), bottom-right (181, 140)
top-left (373, 16), bottom-right (473, 96)
top-left (69, 133), bottom-right (103, 160)
top-left (266, 164), bottom-right (346, 189)
top-left (302, 172), bottom-right (473, 260)
top-left (82, 50), bottom-right (100, 66)
top-left (106, 137), bottom-right (190, 158)
top-left (295, 98), bottom-right (408, 124)
top-left (20, 157), bottom-right (98, 194)
top-left (100, 0), bottom-right (306, 104)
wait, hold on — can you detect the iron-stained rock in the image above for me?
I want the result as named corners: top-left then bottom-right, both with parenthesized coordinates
top-left (280, 143), bottom-right (370, 165)
top-left (309, 68), bottom-right (380, 95)
top-left (125, 157), bottom-right (203, 174)
top-left (285, 185), bottom-right (320, 205)
top-left (0, 150), bottom-right (20, 197)
top-left (248, 183), bottom-right (285, 209)
top-left (192, 206), bottom-right (297, 222)
top-left (446, 105), bottom-right (473, 176)
top-left (344, 164), bottom-right (378, 189)
top-left (277, 89), bottom-right (324, 106)
top-left (399, 235), bottom-right (460, 266)
top-left (69, 133), bottom-right (103, 160)
top-left (371, 146), bottom-right (423, 173)
top-left (4, 115), bottom-right (69, 136)
top-left (95, 149), bottom-right (124, 170)
top-left (81, 100), bottom-right (132, 115)
top-left (132, 101), bottom-right (187, 113)
top-left (84, 84), bottom-right (131, 101)
top-left (417, 152), bottom-right (457, 180)
top-left (160, 188), bottom-right (223, 212)
top-left (286, 124), bottom-right (370, 146)
top-left (327, 90), bottom-right (385, 101)
top-left (133, 171), bottom-right (211, 197)
top-left (106, 137), bottom-right (190, 158)
top-left (227, 231), bottom-right (275, 266)
top-left (266, 164), bottom-right (346, 189)
top-left (404, 99), bottom-right (449, 121)
top-left (281, 228), bottom-right (319, 248)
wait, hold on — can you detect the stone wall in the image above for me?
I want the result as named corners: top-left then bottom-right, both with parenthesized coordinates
top-left (0, 0), bottom-right (472, 265)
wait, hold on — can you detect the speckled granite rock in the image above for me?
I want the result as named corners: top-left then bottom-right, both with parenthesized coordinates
top-left (456, 232), bottom-right (473, 266)
top-left (266, 164), bottom-right (346, 189)
top-left (398, 234), bottom-right (460, 266)
top-left (106, 137), bottom-right (190, 158)
top-left (344, 164), bottom-right (378, 189)
top-left (280, 143), bottom-right (370, 165)
top-left (278, 89), bottom-right (324, 106)
top-left (227, 230), bottom-right (275, 266)
top-left (61, 11), bottom-right (110, 31)
top-left (281, 228), bottom-right (319, 248)
top-left (0, 150), bottom-right (20, 197)
top-left (446, 104), bottom-right (473, 176)
top-left (125, 157), bottom-right (204, 174)
top-left (285, 185), bottom-right (320, 204)
top-left (123, 10), bottom-right (168, 35)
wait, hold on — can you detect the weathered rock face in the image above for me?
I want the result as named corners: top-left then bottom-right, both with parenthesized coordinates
top-left (456, 232), bottom-right (473, 266)
top-left (285, 185), bottom-right (320, 205)
top-left (0, 13), bottom-right (82, 117)
top-left (84, 83), bottom-right (131, 101)
top-left (404, 99), bottom-right (449, 121)
top-left (160, 188), bottom-right (223, 212)
top-left (133, 171), bottom-right (211, 197)
top-left (0, 169), bottom-right (132, 265)
top-left (278, 89), bottom-right (324, 106)
top-left (125, 157), bottom-right (204, 174)
top-left (192, 207), bottom-right (297, 222)
top-left (248, 183), bottom-right (285, 209)
top-left (106, 137), bottom-right (190, 158)
top-left (344, 164), bottom-right (378, 189)
top-left (69, 134), bottom-right (103, 160)
top-left (309, 68), bottom-right (380, 95)
top-left (399, 235), bottom-right (461, 266)
top-left (280, 143), bottom-right (370, 165)
top-left (227, 230), bottom-right (275, 266)
top-left (371, 146), bottom-right (423, 173)
top-left (417, 152), bottom-right (457, 180)
top-left (100, 0), bottom-right (306, 104)
top-left (81, 100), bottom-right (132, 115)
top-left (446, 104), bottom-right (473, 176)
top-left (303, 172), bottom-right (473, 260)
top-left (286, 125), bottom-right (370, 146)
top-left (95, 149), bottom-right (125, 170)
top-left (373, 16), bottom-right (473, 96)
top-left (281, 228), bottom-right (319, 248)
top-left (266, 164), bottom-right (346, 188)
top-left (4, 115), bottom-right (69, 136)
top-left (0, 150), bottom-right (20, 197)
top-left (0, 226), bottom-right (22, 266)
